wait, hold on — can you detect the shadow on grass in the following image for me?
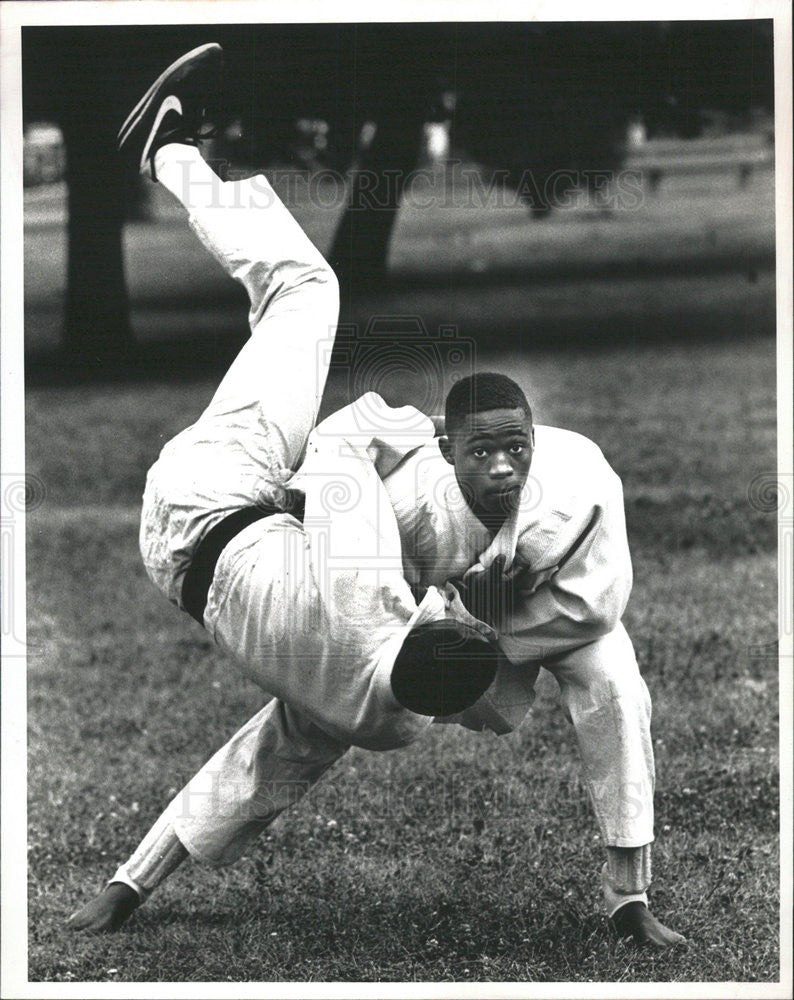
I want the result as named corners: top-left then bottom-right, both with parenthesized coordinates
top-left (388, 249), bottom-right (774, 290)
top-left (26, 330), bottom-right (251, 388)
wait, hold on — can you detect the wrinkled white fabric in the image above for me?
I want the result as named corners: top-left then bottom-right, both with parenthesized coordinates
top-left (139, 169), bottom-right (338, 605)
top-left (133, 151), bottom-right (652, 879)
top-left (133, 159), bottom-right (457, 867)
top-left (381, 421), bottom-right (633, 662)
top-left (601, 843), bottom-right (652, 916)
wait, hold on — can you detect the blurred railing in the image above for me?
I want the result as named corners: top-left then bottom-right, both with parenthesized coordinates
top-left (624, 133), bottom-right (775, 191)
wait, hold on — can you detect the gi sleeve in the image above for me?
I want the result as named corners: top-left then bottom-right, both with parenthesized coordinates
top-left (295, 393), bottom-right (437, 594)
top-left (499, 468), bottom-right (633, 664)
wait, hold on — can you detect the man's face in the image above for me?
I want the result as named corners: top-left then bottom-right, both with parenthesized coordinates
top-left (440, 407), bottom-right (534, 524)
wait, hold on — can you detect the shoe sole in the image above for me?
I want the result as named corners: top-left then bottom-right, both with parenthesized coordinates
top-left (117, 42), bottom-right (223, 150)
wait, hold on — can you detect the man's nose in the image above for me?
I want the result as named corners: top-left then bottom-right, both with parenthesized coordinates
top-left (489, 453), bottom-right (513, 478)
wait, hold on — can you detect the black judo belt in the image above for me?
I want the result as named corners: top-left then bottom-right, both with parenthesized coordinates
top-left (181, 492), bottom-right (306, 625)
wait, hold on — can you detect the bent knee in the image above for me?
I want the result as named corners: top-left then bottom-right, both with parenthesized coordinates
top-left (560, 636), bottom-right (650, 710)
top-left (601, 664), bottom-right (651, 721)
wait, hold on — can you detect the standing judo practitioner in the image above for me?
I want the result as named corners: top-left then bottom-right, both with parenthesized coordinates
top-left (70, 44), bottom-right (683, 948)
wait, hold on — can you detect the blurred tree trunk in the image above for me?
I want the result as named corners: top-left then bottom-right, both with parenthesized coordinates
top-left (62, 118), bottom-right (132, 360)
top-left (330, 115), bottom-right (423, 307)
top-left (327, 45), bottom-right (428, 310)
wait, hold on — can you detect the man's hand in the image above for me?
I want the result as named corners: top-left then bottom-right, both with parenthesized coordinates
top-left (451, 555), bottom-right (521, 630)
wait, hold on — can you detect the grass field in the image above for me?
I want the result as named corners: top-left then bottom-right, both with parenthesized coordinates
top-left (24, 327), bottom-right (781, 984)
top-left (19, 131), bottom-right (781, 987)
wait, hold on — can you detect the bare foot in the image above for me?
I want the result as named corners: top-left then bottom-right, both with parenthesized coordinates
top-left (68, 882), bottom-right (141, 933)
top-left (611, 901), bottom-right (687, 948)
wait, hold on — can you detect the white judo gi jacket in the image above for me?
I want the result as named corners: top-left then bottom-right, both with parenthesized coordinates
top-left (142, 392), bottom-right (652, 850)
top-left (297, 394), bottom-right (635, 736)
top-left (134, 160), bottom-right (652, 859)
top-left (383, 417), bottom-right (634, 657)
top-left (298, 396), bottom-right (653, 849)
top-left (141, 392), bottom-right (490, 751)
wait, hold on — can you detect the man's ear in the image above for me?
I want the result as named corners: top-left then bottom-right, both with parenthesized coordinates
top-left (530, 425), bottom-right (536, 447)
top-left (438, 435), bottom-right (455, 466)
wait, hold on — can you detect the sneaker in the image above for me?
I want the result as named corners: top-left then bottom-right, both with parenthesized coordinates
top-left (117, 43), bottom-right (224, 179)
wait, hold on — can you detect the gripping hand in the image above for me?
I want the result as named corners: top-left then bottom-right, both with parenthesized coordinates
top-left (451, 555), bottom-right (521, 630)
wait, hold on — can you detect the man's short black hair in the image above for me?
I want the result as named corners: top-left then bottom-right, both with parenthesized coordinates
top-left (444, 373), bottom-right (532, 436)
top-left (390, 619), bottom-right (499, 717)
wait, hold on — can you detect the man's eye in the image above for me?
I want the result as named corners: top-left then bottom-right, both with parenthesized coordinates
top-left (472, 448), bottom-right (488, 458)
top-left (509, 444), bottom-right (525, 455)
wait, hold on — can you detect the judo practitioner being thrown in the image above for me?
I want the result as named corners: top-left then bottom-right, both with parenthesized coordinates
top-left (69, 44), bottom-right (684, 949)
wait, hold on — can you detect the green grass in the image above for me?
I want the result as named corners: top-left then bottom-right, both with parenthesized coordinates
top-left (23, 332), bottom-right (781, 983)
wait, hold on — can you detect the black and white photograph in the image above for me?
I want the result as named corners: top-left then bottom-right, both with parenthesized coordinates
top-left (1, 0), bottom-right (791, 994)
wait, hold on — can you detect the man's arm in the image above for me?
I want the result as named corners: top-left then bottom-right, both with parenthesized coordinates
top-left (498, 472), bottom-right (633, 663)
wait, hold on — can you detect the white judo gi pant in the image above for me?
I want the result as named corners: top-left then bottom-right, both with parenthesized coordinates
top-left (126, 147), bottom-right (653, 912)
top-left (133, 148), bottom-right (437, 869)
top-left (164, 623), bottom-right (654, 875)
